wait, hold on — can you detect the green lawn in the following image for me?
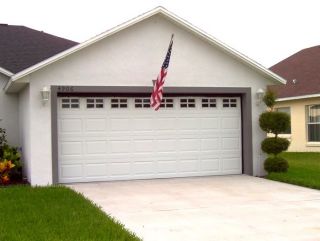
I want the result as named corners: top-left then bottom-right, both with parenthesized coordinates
top-left (266, 152), bottom-right (320, 190)
top-left (0, 186), bottom-right (141, 241)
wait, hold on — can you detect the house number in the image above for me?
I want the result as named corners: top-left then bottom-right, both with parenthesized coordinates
top-left (57, 86), bottom-right (74, 92)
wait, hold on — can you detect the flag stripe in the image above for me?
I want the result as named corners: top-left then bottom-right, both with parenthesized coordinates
top-left (150, 35), bottom-right (173, 111)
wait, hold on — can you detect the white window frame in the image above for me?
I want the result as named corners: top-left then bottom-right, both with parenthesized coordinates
top-left (307, 104), bottom-right (320, 143)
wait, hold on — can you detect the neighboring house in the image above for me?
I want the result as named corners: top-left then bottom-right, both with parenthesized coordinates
top-left (0, 24), bottom-right (78, 146)
top-left (270, 45), bottom-right (320, 152)
top-left (2, 7), bottom-right (285, 185)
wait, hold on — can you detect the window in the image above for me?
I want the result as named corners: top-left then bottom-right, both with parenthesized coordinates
top-left (135, 98), bottom-right (150, 108)
top-left (180, 98), bottom-right (195, 108)
top-left (86, 98), bottom-right (104, 109)
top-left (276, 107), bottom-right (291, 134)
top-left (202, 98), bottom-right (216, 108)
top-left (307, 105), bottom-right (320, 142)
top-left (61, 98), bottom-right (80, 109)
top-left (223, 98), bottom-right (237, 108)
top-left (111, 98), bottom-right (127, 108)
top-left (160, 98), bottom-right (174, 108)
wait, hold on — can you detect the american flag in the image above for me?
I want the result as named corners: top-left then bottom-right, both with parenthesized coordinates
top-left (150, 35), bottom-right (174, 110)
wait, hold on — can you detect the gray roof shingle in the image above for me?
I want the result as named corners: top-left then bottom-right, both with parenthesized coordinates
top-left (0, 24), bottom-right (78, 74)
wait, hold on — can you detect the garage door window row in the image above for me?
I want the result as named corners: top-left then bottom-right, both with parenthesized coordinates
top-left (60, 97), bottom-right (237, 109)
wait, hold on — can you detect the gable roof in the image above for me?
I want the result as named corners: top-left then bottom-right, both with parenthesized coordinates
top-left (6, 7), bottom-right (286, 90)
top-left (0, 24), bottom-right (78, 74)
top-left (269, 45), bottom-right (320, 101)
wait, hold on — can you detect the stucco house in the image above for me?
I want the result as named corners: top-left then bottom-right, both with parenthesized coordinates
top-left (270, 46), bottom-right (320, 152)
top-left (1, 7), bottom-right (286, 186)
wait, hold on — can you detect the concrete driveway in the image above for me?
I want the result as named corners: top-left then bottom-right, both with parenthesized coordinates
top-left (69, 175), bottom-right (320, 241)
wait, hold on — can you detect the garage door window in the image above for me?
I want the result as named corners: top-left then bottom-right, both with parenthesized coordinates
top-left (223, 98), bottom-right (237, 108)
top-left (135, 98), bottom-right (150, 108)
top-left (86, 98), bottom-right (104, 109)
top-left (111, 98), bottom-right (128, 108)
top-left (180, 98), bottom-right (195, 108)
top-left (202, 98), bottom-right (216, 108)
top-left (61, 98), bottom-right (80, 109)
top-left (160, 98), bottom-right (174, 108)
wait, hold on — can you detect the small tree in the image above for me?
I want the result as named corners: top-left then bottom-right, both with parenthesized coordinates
top-left (259, 90), bottom-right (290, 173)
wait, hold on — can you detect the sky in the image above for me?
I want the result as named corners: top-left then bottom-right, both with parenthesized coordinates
top-left (1, 0), bottom-right (319, 67)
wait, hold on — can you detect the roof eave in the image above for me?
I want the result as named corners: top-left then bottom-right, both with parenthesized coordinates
top-left (277, 93), bottom-right (320, 102)
top-left (0, 67), bottom-right (14, 77)
top-left (7, 6), bottom-right (286, 90)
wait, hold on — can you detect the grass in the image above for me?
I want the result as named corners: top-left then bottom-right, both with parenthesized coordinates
top-left (0, 185), bottom-right (141, 241)
top-left (266, 152), bottom-right (320, 190)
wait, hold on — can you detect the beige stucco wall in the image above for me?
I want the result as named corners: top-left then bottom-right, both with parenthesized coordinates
top-left (275, 97), bottom-right (320, 152)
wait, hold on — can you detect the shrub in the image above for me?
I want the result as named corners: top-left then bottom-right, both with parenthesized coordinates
top-left (259, 90), bottom-right (290, 174)
top-left (261, 137), bottom-right (290, 155)
top-left (259, 111), bottom-right (290, 136)
top-left (0, 160), bottom-right (15, 184)
top-left (264, 156), bottom-right (288, 173)
top-left (263, 90), bottom-right (276, 108)
top-left (0, 129), bottom-right (22, 183)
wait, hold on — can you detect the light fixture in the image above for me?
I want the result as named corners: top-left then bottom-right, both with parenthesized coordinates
top-left (40, 86), bottom-right (50, 103)
top-left (256, 88), bottom-right (265, 104)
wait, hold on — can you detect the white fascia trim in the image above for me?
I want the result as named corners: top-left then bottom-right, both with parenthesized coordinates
top-left (9, 6), bottom-right (286, 85)
top-left (277, 93), bottom-right (320, 102)
top-left (0, 67), bottom-right (14, 77)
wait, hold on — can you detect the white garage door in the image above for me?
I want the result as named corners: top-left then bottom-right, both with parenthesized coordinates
top-left (58, 96), bottom-right (242, 183)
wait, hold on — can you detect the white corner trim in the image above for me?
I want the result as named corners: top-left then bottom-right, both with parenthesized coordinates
top-left (277, 93), bottom-right (320, 102)
top-left (9, 6), bottom-right (286, 86)
top-left (0, 67), bottom-right (14, 77)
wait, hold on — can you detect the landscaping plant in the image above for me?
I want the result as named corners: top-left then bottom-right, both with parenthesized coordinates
top-left (0, 128), bottom-right (21, 184)
top-left (259, 90), bottom-right (290, 173)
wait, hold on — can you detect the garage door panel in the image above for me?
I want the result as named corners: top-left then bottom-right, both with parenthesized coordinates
top-left (133, 118), bottom-right (154, 131)
top-left (222, 137), bottom-right (241, 150)
top-left (133, 140), bottom-right (154, 153)
top-left (110, 118), bottom-right (131, 131)
top-left (179, 139), bottom-right (200, 151)
top-left (133, 161), bottom-right (155, 175)
top-left (200, 159), bottom-right (220, 172)
top-left (156, 118), bottom-right (176, 130)
top-left (200, 118), bottom-right (220, 129)
top-left (86, 141), bottom-right (107, 154)
top-left (60, 165), bottom-right (83, 178)
top-left (179, 159), bottom-right (199, 173)
top-left (110, 140), bottom-right (132, 153)
top-left (156, 140), bottom-right (177, 152)
top-left (85, 118), bottom-right (106, 132)
top-left (59, 119), bottom-right (82, 133)
top-left (85, 164), bottom-right (107, 177)
top-left (221, 117), bottom-right (241, 129)
top-left (60, 141), bottom-right (82, 155)
top-left (222, 158), bottom-right (242, 171)
top-left (157, 160), bottom-right (178, 174)
top-left (177, 118), bottom-right (199, 130)
top-left (58, 96), bottom-right (242, 183)
top-left (110, 162), bottom-right (131, 176)
top-left (201, 138), bottom-right (220, 150)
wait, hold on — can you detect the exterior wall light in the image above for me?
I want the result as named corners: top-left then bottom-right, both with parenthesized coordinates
top-left (41, 86), bottom-right (50, 103)
top-left (256, 88), bottom-right (265, 105)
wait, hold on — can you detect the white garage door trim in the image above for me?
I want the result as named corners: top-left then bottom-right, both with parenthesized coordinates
top-left (50, 86), bottom-right (253, 184)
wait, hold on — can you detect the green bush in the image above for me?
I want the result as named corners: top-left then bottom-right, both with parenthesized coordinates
top-left (263, 90), bottom-right (276, 108)
top-left (261, 137), bottom-right (290, 155)
top-left (264, 156), bottom-right (289, 173)
top-left (259, 111), bottom-right (290, 136)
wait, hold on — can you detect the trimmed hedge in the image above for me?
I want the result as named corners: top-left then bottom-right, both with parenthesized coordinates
top-left (264, 156), bottom-right (289, 173)
top-left (261, 137), bottom-right (290, 155)
top-left (259, 111), bottom-right (290, 136)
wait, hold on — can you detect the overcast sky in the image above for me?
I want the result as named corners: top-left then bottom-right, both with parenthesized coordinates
top-left (2, 0), bottom-right (319, 67)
